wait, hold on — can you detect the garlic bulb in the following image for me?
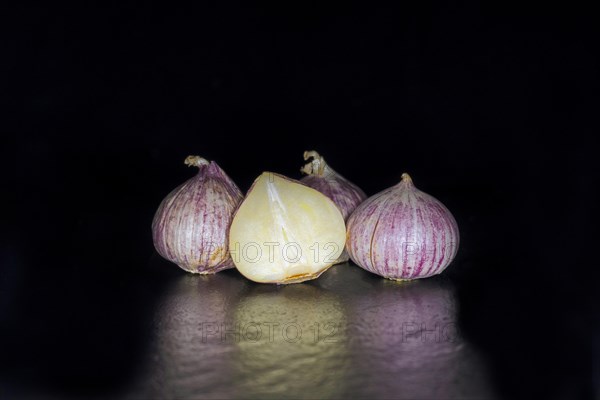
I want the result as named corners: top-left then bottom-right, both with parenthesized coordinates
top-left (228, 172), bottom-right (346, 284)
top-left (300, 150), bottom-right (367, 264)
top-left (152, 156), bottom-right (243, 274)
top-left (346, 173), bottom-right (459, 280)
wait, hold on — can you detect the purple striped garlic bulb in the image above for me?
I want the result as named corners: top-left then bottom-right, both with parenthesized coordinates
top-left (300, 150), bottom-right (367, 263)
top-left (346, 173), bottom-right (459, 280)
top-left (152, 156), bottom-right (243, 274)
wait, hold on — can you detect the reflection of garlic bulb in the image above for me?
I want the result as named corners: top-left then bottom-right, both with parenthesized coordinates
top-left (126, 274), bottom-right (248, 399)
top-left (231, 284), bottom-right (348, 399)
top-left (344, 272), bottom-right (493, 399)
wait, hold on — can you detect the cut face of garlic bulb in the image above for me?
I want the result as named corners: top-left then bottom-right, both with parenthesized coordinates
top-left (229, 172), bottom-right (346, 284)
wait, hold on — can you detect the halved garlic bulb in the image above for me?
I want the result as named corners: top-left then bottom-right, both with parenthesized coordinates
top-left (229, 172), bottom-right (346, 284)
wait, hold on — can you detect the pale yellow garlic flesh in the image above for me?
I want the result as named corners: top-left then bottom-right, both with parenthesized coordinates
top-left (229, 172), bottom-right (346, 284)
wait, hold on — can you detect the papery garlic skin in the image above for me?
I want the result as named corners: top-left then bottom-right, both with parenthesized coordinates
top-left (152, 156), bottom-right (243, 274)
top-left (300, 150), bottom-right (367, 263)
top-left (229, 172), bottom-right (346, 284)
top-left (300, 150), bottom-right (367, 220)
top-left (346, 173), bottom-right (459, 280)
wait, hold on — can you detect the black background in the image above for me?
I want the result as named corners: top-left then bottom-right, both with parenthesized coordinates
top-left (1, 2), bottom-right (596, 399)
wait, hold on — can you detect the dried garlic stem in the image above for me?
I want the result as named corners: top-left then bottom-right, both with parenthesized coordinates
top-left (185, 155), bottom-right (210, 168)
top-left (301, 150), bottom-right (326, 176)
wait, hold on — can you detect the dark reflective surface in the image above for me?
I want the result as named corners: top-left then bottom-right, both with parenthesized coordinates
top-left (118, 264), bottom-right (494, 399)
top-left (2, 3), bottom-right (595, 398)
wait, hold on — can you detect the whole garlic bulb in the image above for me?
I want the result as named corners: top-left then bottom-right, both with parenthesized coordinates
top-left (300, 150), bottom-right (367, 263)
top-left (152, 156), bottom-right (243, 274)
top-left (346, 173), bottom-right (459, 280)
